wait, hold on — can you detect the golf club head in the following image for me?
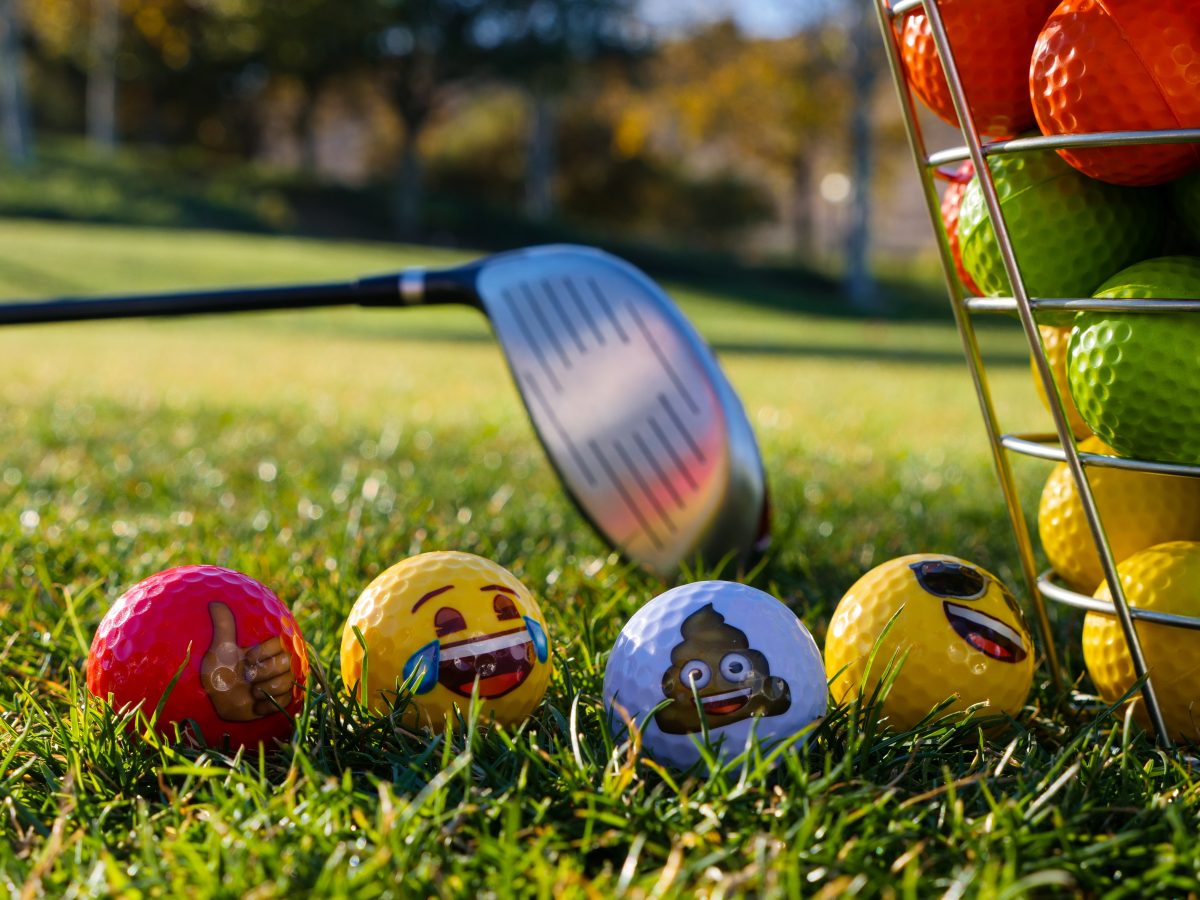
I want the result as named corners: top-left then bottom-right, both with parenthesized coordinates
top-left (423, 245), bottom-right (769, 577)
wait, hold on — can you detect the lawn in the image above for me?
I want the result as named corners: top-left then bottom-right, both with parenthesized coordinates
top-left (1, 219), bottom-right (1195, 896)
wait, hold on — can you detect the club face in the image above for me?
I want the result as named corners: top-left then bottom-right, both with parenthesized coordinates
top-left (472, 245), bottom-right (767, 576)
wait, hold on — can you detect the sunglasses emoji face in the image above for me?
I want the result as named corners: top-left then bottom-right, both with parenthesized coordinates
top-left (908, 559), bottom-right (1028, 664)
top-left (825, 554), bottom-right (1036, 731)
top-left (341, 552), bottom-right (552, 732)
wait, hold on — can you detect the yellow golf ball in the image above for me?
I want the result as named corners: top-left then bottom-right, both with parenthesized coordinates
top-left (1082, 541), bottom-right (1200, 743)
top-left (1038, 437), bottom-right (1200, 594)
top-left (1032, 324), bottom-right (1092, 441)
top-left (825, 554), bottom-right (1034, 730)
top-left (341, 551), bottom-right (552, 731)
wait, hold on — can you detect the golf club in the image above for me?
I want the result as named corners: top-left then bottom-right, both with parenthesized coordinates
top-left (0, 244), bottom-right (769, 576)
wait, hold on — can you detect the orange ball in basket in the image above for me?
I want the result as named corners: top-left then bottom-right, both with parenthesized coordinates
top-left (1030, 0), bottom-right (1200, 186)
top-left (899, 0), bottom-right (1059, 137)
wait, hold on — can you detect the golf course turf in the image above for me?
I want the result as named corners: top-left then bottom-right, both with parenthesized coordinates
top-left (1, 219), bottom-right (1197, 896)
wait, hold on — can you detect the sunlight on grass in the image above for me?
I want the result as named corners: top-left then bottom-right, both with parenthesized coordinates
top-left (2, 220), bottom-right (1188, 895)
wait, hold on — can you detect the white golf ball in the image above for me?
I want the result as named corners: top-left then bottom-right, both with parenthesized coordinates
top-left (602, 581), bottom-right (827, 770)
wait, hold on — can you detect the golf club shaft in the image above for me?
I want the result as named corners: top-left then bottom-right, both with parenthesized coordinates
top-left (0, 272), bottom-right (451, 326)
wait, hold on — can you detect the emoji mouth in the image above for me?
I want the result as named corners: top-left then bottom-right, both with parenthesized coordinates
top-left (700, 687), bottom-right (753, 717)
top-left (943, 602), bottom-right (1028, 663)
top-left (438, 626), bottom-right (535, 698)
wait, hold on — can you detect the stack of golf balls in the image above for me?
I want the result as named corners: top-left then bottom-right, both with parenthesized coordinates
top-left (905, 0), bottom-right (1200, 467)
top-left (899, 0), bottom-right (1200, 741)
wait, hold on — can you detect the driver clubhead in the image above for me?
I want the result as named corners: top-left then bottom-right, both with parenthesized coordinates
top-left (466, 245), bottom-right (768, 577)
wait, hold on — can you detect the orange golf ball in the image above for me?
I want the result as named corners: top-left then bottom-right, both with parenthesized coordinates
top-left (899, 0), bottom-right (1058, 137)
top-left (1030, 0), bottom-right (1200, 186)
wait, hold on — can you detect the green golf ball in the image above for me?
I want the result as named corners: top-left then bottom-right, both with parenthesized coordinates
top-left (957, 150), bottom-right (1164, 315)
top-left (1068, 256), bottom-right (1200, 465)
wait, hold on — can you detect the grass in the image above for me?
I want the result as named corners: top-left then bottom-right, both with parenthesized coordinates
top-left (0, 219), bottom-right (1195, 896)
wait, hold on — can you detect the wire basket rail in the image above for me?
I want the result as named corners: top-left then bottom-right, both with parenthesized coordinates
top-left (873, 0), bottom-right (1200, 748)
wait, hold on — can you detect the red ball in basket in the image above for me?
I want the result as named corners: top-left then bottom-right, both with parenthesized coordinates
top-left (898, 0), bottom-right (1059, 138)
top-left (1030, 0), bottom-right (1200, 186)
top-left (939, 161), bottom-right (983, 296)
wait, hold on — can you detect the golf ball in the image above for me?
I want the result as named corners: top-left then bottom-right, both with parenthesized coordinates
top-left (1082, 541), bottom-right (1200, 743)
top-left (957, 149), bottom-right (1164, 309)
top-left (825, 555), bottom-right (1034, 731)
top-left (86, 566), bottom-right (309, 749)
top-left (898, 0), bottom-right (1057, 137)
top-left (1038, 437), bottom-right (1200, 594)
top-left (603, 581), bottom-right (825, 770)
top-left (1030, 0), bottom-right (1200, 186)
top-left (1067, 256), bottom-right (1200, 464)
top-left (1033, 324), bottom-right (1092, 441)
top-left (941, 161), bottom-right (983, 296)
top-left (340, 551), bottom-right (551, 732)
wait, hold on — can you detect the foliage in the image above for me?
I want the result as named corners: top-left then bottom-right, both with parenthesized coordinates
top-left (0, 221), bottom-right (1194, 895)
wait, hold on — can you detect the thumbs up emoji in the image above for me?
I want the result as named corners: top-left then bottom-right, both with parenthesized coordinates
top-left (201, 601), bottom-right (298, 722)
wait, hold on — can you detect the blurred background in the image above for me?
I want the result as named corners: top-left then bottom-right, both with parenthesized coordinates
top-left (0, 0), bottom-right (954, 308)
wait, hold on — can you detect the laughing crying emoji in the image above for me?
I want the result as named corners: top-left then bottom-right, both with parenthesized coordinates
top-left (341, 551), bottom-right (551, 732)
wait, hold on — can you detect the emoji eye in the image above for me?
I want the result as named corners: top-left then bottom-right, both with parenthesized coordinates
top-left (680, 659), bottom-right (711, 690)
top-left (493, 594), bottom-right (519, 621)
top-left (434, 607), bottom-right (466, 637)
top-left (719, 653), bottom-right (753, 683)
top-left (909, 560), bottom-right (988, 600)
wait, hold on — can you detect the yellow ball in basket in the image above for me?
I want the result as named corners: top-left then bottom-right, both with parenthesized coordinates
top-left (1083, 541), bottom-right (1200, 744)
top-left (1032, 325), bottom-right (1091, 441)
top-left (1038, 437), bottom-right (1200, 594)
top-left (341, 551), bottom-right (552, 731)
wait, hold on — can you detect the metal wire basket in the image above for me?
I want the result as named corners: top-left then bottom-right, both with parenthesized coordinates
top-left (874, 0), bottom-right (1200, 748)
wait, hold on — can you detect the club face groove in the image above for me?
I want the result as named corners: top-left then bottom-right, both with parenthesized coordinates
top-left (475, 246), bottom-right (767, 575)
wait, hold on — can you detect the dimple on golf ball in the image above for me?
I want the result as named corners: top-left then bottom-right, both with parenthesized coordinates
top-left (824, 555), bottom-right (1034, 731)
top-left (340, 551), bottom-right (552, 732)
top-left (602, 581), bottom-right (826, 770)
top-left (86, 565), bottom-right (310, 749)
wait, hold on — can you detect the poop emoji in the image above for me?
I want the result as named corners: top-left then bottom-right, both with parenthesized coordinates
top-left (655, 603), bottom-right (792, 735)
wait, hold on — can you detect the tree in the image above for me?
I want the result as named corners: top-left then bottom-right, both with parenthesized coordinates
top-left (489, 0), bottom-right (646, 221)
top-left (87, 0), bottom-right (118, 151)
top-left (368, 1), bottom-right (515, 237)
top-left (0, 0), bottom-right (32, 163)
top-left (235, 0), bottom-right (379, 170)
top-left (841, 0), bottom-right (883, 311)
top-left (611, 20), bottom-right (848, 258)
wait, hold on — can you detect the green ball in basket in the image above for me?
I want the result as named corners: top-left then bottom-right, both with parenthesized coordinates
top-left (1068, 256), bottom-right (1200, 465)
top-left (957, 150), bottom-right (1164, 323)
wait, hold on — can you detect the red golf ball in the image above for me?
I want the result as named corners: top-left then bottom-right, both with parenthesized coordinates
top-left (87, 566), bottom-right (309, 749)
top-left (940, 161), bottom-right (983, 295)
top-left (899, 0), bottom-right (1058, 138)
top-left (1030, 0), bottom-right (1200, 186)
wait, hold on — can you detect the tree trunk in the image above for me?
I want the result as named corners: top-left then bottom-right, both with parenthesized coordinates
top-left (395, 116), bottom-right (425, 239)
top-left (525, 89), bottom-right (558, 222)
top-left (844, 2), bottom-right (881, 311)
top-left (297, 92), bottom-right (319, 173)
top-left (87, 0), bottom-right (119, 153)
top-left (790, 155), bottom-right (814, 259)
top-left (0, 0), bottom-right (32, 165)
